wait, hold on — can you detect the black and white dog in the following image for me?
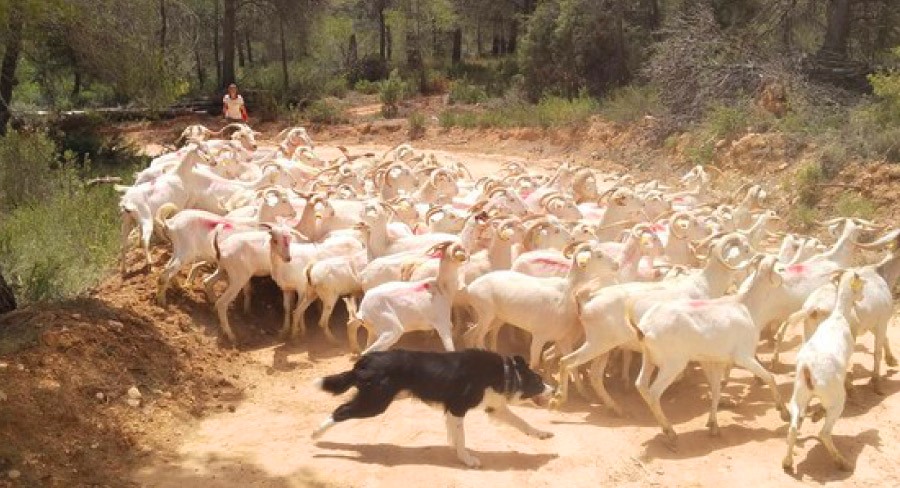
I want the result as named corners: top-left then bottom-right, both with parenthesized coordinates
top-left (311, 348), bottom-right (554, 468)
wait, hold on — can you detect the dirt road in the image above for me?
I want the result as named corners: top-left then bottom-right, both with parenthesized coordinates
top-left (123, 141), bottom-right (900, 488)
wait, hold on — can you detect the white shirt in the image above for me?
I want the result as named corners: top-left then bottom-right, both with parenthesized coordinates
top-left (223, 94), bottom-right (245, 120)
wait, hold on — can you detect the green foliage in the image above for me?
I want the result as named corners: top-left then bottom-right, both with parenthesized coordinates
top-left (792, 204), bottom-right (819, 230)
top-left (600, 85), bottom-right (663, 123)
top-left (408, 112), bottom-right (426, 139)
top-left (0, 129), bottom-right (137, 303)
top-left (0, 129), bottom-right (68, 211)
top-left (834, 192), bottom-right (876, 220)
top-left (379, 70), bottom-right (408, 118)
top-left (324, 76), bottom-right (349, 98)
top-left (301, 98), bottom-right (348, 125)
top-left (794, 162), bottom-right (825, 207)
top-left (353, 79), bottom-right (380, 94)
top-left (438, 94), bottom-right (598, 129)
top-left (448, 80), bottom-right (488, 105)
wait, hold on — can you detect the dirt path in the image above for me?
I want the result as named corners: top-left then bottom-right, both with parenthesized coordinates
top-left (123, 141), bottom-right (900, 488)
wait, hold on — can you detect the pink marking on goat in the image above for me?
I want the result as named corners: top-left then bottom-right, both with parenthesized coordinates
top-left (786, 263), bottom-right (807, 275)
top-left (688, 300), bottom-right (709, 309)
top-left (390, 282), bottom-right (431, 295)
top-left (651, 223), bottom-right (667, 233)
top-left (532, 257), bottom-right (571, 271)
top-left (452, 202), bottom-right (470, 210)
top-left (202, 218), bottom-right (233, 231)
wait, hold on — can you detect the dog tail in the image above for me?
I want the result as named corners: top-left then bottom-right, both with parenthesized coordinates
top-left (315, 370), bottom-right (357, 395)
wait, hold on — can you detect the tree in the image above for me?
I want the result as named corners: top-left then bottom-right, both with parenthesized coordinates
top-left (222, 0), bottom-right (236, 87)
top-left (820, 0), bottom-right (852, 57)
top-left (0, 0), bottom-right (24, 134)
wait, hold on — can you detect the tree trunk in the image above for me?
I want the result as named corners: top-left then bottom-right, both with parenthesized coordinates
top-left (245, 30), bottom-right (253, 65)
top-left (222, 0), bottom-right (237, 87)
top-left (378, 6), bottom-right (387, 61)
top-left (71, 69), bottom-right (82, 99)
top-left (0, 0), bottom-right (23, 135)
top-left (279, 16), bottom-right (289, 91)
top-left (0, 268), bottom-right (15, 315)
top-left (348, 33), bottom-right (358, 67)
top-left (451, 27), bottom-right (462, 64)
top-left (159, 0), bottom-right (168, 52)
top-left (237, 30), bottom-right (246, 67)
top-left (386, 25), bottom-right (393, 61)
top-left (195, 46), bottom-right (206, 86)
top-left (820, 0), bottom-right (852, 56)
top-left (646, 0), bottom-right (661, 30)
top-left (476, 20), bottom-right (482, 56)
top-left (507, 19), bottom-right (517, 54)
top-left (213, 0), bottom-right (221, 87)
top-left (610, 0), bottom-right (629, 85)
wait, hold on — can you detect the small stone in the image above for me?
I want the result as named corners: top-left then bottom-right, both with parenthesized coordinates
top-left (126, 398), bottom-right (141, 408)
top-left (162, 391), bottom-right (172, 399)
top-left (227, 405), bottom-right (236, 413)
top-left (127, 386), bottom-right (142, 400)
top-left (95, 392), bottom-right (105, 401)
top-left (0, 361), bottom-right (8, 369)
top-left (91, 443), bottom-right (99, 450)
top-left (71, 313), bottom-right (82, 320)
top-left (17, 363), bottom-right (25, 371)
top-left (0, 391), bottom-right (7, 402)
top-left (8, 469), bottom-right (21, 479)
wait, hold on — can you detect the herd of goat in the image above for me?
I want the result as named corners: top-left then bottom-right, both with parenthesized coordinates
top-left (114, 122), bottom-right (899, 472)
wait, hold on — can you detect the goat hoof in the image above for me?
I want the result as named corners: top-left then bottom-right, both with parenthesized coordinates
top-left (870, 378), bottom-right (885, 396)
top-left (662, 429), bottom-right (678, 451)
top-left (782, 457), bottom-right (794, 472)
top-left (836, 457), bottom-right (853, 472)
top-left (718, 397), bottom-right (738, 409)
top-left (886, 355), bottom-right (898, 368)
top-left (532, 430), bottom-right (553, 440)
top-left (460, 453), bottom-right (481, 469)
top-left (548, 396), bottom-right (563, 410)
top-left (706, 421), bottom-right (720, 437)
top-left (779, 406), bottom-right (791, 422)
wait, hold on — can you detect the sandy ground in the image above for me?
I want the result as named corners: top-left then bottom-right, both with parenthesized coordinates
top-left (121, 140), bottom-right (900, 488)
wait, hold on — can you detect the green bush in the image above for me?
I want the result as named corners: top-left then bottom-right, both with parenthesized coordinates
top-left (324, 76), bottom-right (349, 98)
top-left (302, 99), bottom-right (348, 125)
top-left (408, 112), bottom-right (427, 139)
top-left (0, 129), bottom-right (136, 303)
top-left (834, 193), bottom-right (876, 220)
top-left (379, 70), bottom-right (408, 118)
top-left (448, 81), bottom-right (488, 105)
top-left (438, 94), bottom-right (598, 129)
top-left (600, 85), bottom-right (663, 124)
top-left (354, 79), bottom-right (379, 94)
top-left (0, 184), bottom-right (121, 302)
top-left (0, 130), bottom-right (68, 211)
top-left (794, 162), bottom-right (825, 207)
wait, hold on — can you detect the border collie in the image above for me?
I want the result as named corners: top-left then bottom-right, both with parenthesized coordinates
top-left (311, 348), bottom-right (553, 468)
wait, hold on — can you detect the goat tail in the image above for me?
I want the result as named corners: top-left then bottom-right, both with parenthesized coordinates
top-left (801, 365), bottom-right (814, 390)
top-left (304, 262), bottom-right (315, 288)
top-left (315, 370), bottom-right (357, 395)
top-left (154, 203), bottom-right (180, 243)
top-left (625, 300), bottom-right (645, 341)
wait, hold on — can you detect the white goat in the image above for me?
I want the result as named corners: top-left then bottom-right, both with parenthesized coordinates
top-left (628, 255), bottom-right (790, 448)
top-left (782, 270), bottom-right (866, 472)
top-left (346, 241), bottom-right (469, 355)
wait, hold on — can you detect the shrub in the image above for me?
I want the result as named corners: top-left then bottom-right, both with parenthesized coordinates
top-left (408, 112), bottom-right (427, 140)
top-left (324, 76), bottom-right (349, 98)
top-left (354, 79), bottom-right (379, 95)
top-left (600, 85), bottom-right (663, 124)
top-left (448, 81), bottom-right (488, 105)
top-left (379, 70), bottom-right (408, 118)
top-left (794, 162), bottom-right (825, 207)
top-left (302, 99), bottom-right (348, 125)
top-left (834, 193), bottom-right (876, 220)
top-left (0, 129), bottom-right (67, 211)
top-left (438, 109), bottom-right (478, 129)
top-left (792, 204), bottom-right (818, 230)
top-left (437, 94), bottom-right (598, 129)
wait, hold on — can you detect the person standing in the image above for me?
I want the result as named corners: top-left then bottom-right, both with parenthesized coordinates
top-left (222, 83), bottom-right (248, 122)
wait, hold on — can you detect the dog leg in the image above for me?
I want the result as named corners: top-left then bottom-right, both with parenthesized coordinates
top-left (488, 402), bottom-right (552, 439)
top-left (445, 414), bottom-right (480, 468)
top-left (311, 415), bottom-right (336, 439)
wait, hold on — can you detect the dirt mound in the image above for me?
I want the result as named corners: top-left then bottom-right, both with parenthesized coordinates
top-left (0, 253), bottom-right (250, 486)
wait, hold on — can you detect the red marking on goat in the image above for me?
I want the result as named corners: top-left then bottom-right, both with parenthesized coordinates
top-left (519, 189), bottom-right (534, 199)
top-left (651, 223), bottom-right (667, 232)
top-left (786, 263), bottom-right (807, 275)
top-left (203, 219), bottom-right (233, 231)
top-left (452, 202), bottom-right (470, 210)
top-left (531, 257), bottom-right (571, 271)
top-left (426, 250), bottom-right (444, 259)
top-left (688, 300), bottom-right (709, 309)
top-left (673, 196), bottom-right (685, 203)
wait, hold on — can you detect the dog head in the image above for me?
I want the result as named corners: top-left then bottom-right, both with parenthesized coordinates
top-left (507, 355), bottom-right (553, 407)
